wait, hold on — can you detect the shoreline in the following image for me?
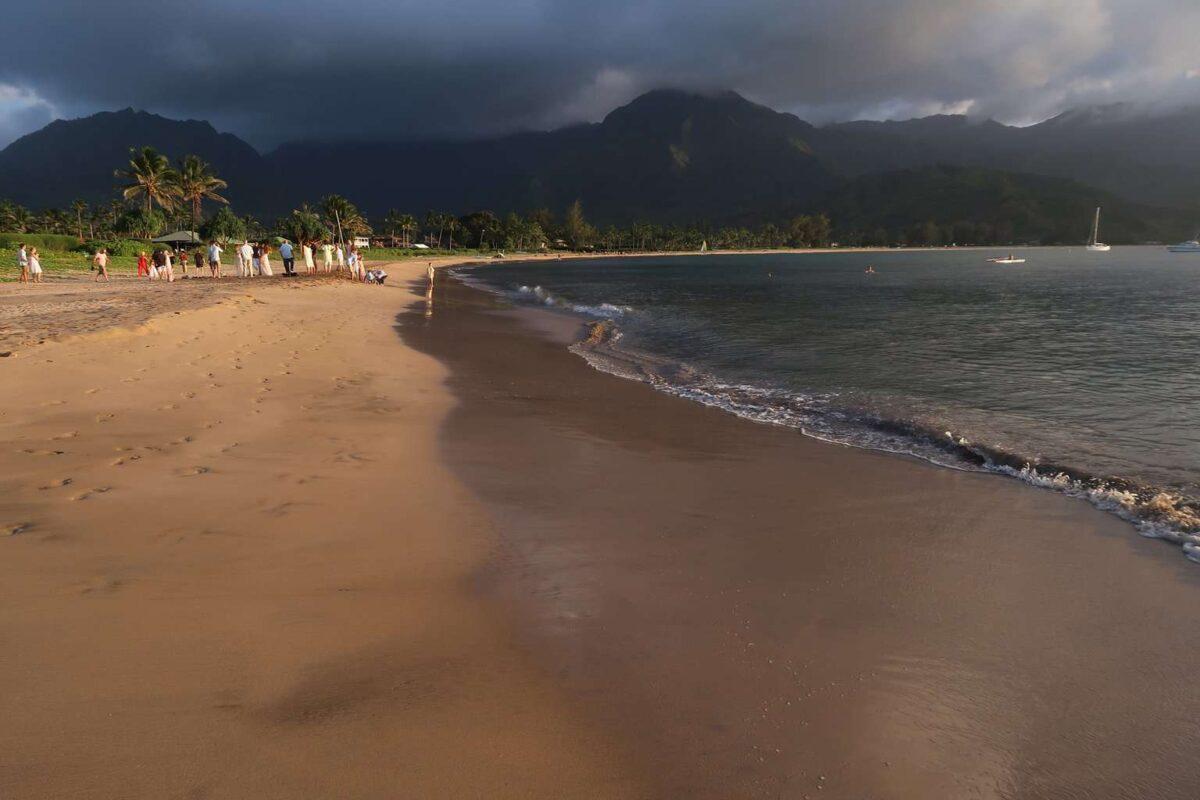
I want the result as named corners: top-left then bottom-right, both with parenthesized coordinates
top-left (453, 256), bottom-right (1200, 560)
top-left (402, 270), bottom-right (1200, 798)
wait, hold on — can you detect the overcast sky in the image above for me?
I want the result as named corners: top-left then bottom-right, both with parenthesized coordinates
top-left (2, 0), bottom-right (1199, 150)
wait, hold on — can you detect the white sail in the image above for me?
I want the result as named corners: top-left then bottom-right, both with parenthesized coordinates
top-left (1087, 207), bottom-right (1111, 251)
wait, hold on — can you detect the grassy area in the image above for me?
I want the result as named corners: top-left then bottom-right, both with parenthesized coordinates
top-left (0, 247), bottom-right (144, 281)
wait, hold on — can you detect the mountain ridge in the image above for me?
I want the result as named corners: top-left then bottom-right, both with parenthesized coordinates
top-left (0, 91), bottom-right (1197, 236)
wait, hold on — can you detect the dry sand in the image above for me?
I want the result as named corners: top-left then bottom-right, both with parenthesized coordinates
top-left (4, 257), bottom-right (1200, 799)
top-left (0, 264), bottom-right (640, 799)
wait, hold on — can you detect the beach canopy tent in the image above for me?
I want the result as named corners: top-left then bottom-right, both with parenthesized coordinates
top-left (152, 231), bottom-right (201, 245)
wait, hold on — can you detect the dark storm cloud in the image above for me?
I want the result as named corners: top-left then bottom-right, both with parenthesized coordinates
top-left (2, 0), bottom-right (1198, 148)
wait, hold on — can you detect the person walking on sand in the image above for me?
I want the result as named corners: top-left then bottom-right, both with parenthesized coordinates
top-left (137, 251), bottom-right (149, 278)
top-left (17, 242), bottom-right (29, 283)
top-left (427, 261), bottom-right (435, 288)
top-left (303, 241), bottom-right (315, 274)
top-left (259, 244), bottom-right (274, 276)
top-left (322, 241), bottom-right (333, 272)
top-left (93, 248), bottom-right (110, 282)
top-left (28, 247), bottom-right (43, 282)
top-left (194, 245), bottom-right (206, 278)
top-left (208, 241), bottom-right (222, 278)
top-left (279, 240), bottom-right (295, 275)
top-left (335, 243), bottom-right (345, 273)
top-left (239, 240), bottom-right (253, 277)
top-left (178, 249), bottom-right (190, 276)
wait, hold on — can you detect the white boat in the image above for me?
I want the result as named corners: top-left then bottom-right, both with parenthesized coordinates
top-left (988, 255), bottom-right (1026, 264)
top-left (1167, 240), bottom-right (1200, 253)
top-left (1086, 207), bottom-right (1111, 251)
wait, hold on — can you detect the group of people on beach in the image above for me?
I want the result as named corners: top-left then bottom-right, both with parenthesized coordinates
top-left (14, 243), bottom-right (43, 283)
top-left (128, 240), bottom-right (372, 283)
top-left (13, 238), bottom-right (387, 285)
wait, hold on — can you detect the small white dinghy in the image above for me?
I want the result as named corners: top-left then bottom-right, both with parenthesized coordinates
top-left (988, 255), bottom-right (1026, 264)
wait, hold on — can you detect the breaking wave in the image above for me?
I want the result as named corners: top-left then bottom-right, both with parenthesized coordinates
top-left (463, 269), bottom-right (1200, 563)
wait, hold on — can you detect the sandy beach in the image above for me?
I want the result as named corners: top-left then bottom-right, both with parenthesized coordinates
top-left (3, 259), bottom-right (1200, 798)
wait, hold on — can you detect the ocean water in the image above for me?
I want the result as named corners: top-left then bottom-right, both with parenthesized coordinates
top-left (460, 248), bottom-right (1200, 559)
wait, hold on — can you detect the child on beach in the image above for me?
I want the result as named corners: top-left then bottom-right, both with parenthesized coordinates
top-left (28, 248), bottom-right (43, 282)
top-left (92, 248), bottom-right (110, 282)
top-left (178, 250), bottom-right (189, 276)
top-left (194, 246), bottom-right (206, 278)
top-left (137, 251), bottom-right (149, 278)
top-left (17, 243), bottom-right (29, 282)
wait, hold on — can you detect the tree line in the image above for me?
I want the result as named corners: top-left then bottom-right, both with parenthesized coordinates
top-left (0, 144), bottom-right (1044, 252)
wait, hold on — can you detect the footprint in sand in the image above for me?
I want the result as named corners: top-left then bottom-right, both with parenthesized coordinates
top-left (40, 400), bottom-right (68, 408)
top-left (175, 466), bottom-right (212, 477)
top-left (38, 477), bottom-right (73, 490)
top-left (71, 487), bottom-right (112, 501)
top-left (157, 403), bottom-right (179, 411)
top-left (208, 382), bottom-right (224, 389)
top-left (50, 431), bottom-right (78, 441)
top-left (111, 454), bottom-right (141, 466)
top-left (181, 391), bottom-right (197, 400)
top-left (21, 448), bottom-right (65, 457)
top-left (170, 435), bottom-right (195, 446)
top-left (95, 413), bottom-right (115, 423)
top-left (2, 521), bottom-right (33, 537)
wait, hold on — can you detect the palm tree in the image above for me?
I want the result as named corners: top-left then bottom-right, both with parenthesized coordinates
top-left (445, 215), bottom-right (460, 251)
top-left (116, 146), bottom-right (180, 214)
top-left (424, 211), bottom-right (445, 248)
top-left (321, 195), bottom-right (370, 246)
top-left (176, 155), bottom-right (228, 243)
top-left (70, 199), bottom-right (90, 242)
top-left (397, 214), bottom-right (417, 247)
top-left (382, 209), bottom-right (404, 245)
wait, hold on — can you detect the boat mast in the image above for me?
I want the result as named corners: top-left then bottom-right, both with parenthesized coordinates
top-left (1091, 207), bottom-right (1101, 245)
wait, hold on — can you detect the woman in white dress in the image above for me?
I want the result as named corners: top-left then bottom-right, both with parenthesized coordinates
top-left (335, 244), bottom-right (345, 273)
top-left (28, 248), bottom-right (43, 282)
top-left (303, 243), bottom-right (315, 274)
top-left (259, 245), bottom-right (274, 276)
top-left (322, 242), bottom-right (333, 272)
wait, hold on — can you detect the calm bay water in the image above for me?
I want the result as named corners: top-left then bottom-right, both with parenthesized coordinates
top-left (463, 248), bottom-right (1200, 556)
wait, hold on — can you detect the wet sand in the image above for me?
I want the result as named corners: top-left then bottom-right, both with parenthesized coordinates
top-left (401, 273), bottom-right (1200, 799)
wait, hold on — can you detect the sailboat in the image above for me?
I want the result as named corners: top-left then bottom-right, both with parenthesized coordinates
top-left (1087, 207), bottom-right (1111, 252)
